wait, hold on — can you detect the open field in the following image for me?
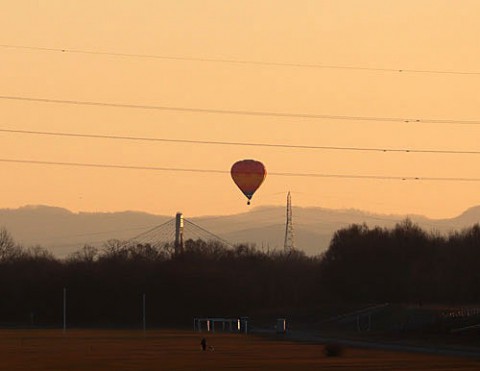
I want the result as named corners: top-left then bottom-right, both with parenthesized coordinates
top-left (0, 329), bottom-right (479, 370)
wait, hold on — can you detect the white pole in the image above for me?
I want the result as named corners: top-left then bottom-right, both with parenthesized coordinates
top-left (63, 287), bottom-right (67, 333)
top-left (142, 293), bottom-right (146, 332)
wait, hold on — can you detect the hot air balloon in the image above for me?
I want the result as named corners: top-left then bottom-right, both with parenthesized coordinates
top-left (231, 159), bottom-right (266, 205)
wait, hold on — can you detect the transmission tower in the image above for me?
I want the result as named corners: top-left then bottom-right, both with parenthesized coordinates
top-left (283, 191), bottom-right (295, 252)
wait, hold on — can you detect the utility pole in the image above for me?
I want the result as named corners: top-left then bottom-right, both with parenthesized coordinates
top-left (63, 287), bottom-right (67, 333)
top-left (142, 293), bottom-right (146, 332)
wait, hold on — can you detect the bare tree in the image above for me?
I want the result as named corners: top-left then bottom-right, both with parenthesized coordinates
top-left (26, 245), bottom-right (55, 260)
top-left (0, 227), bottom-right (22, 261)
top-left (68, 244), bottom-right (98, 263)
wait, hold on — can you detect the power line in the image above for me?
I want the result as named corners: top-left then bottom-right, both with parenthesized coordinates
top-left (130, 219), bottom-right (175, 242)
top-left (1, 127), bottom-right (480, 155)
top-left (0, 158), bottom-right (225, 174)
top-left (1, 43), bottom-right (479, 76)
top-left (39, 223), bottom-right (162, 241)
top-left (184, 219), bottom-right (233, 247)
top-left (1, 157), bottom-right (480, 182)
top-left (1, 95), bottom-right (480, 125)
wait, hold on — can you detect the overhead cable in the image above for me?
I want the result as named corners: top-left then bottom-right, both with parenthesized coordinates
top-left (1, 157), bottom-right (480, 182)
top-left (184, 219), bottom-right (233, 247)
top-left (1, 95), bottom-right (480, 125)
top-left (1, 44), bottom-right (479, 76)
top-left (2, 127), bottom-right (480, 155)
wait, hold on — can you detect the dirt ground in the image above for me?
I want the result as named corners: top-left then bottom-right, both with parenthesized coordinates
top-left (0, 329), bottom-right (479, 370)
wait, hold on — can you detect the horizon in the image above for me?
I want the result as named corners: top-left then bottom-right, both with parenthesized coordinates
top-left (4, 201), bottom-right (480, 221)
top-left (2, 199), bottom-right (480, 261)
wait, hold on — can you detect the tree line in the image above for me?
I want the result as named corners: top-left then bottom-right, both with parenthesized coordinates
top-left (0, 219), bottom-right (479, 327)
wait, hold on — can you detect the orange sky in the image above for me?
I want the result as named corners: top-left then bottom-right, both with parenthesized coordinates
top-left (1, 0), bottom-right (480, 219)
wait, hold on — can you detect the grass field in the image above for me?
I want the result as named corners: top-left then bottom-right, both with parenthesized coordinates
top-left (0, 329), bottom-right (479, 370)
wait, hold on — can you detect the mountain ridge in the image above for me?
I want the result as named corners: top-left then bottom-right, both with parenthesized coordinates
top-left (1, 205), bottom-right (479, 258)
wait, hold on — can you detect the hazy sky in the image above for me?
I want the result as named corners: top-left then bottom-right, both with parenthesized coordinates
top-left (1, 0), bottom-right (480, 218)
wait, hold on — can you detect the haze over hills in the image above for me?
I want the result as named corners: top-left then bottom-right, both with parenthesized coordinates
top-left (1, 205), bottom-right (480, 258)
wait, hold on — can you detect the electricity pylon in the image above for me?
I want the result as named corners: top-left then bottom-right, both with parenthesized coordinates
top-left (283, 191), bottom-right (295, 252)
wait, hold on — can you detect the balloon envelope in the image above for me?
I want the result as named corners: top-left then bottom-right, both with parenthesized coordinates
top-left (231, 159), bottom-right (266, 203)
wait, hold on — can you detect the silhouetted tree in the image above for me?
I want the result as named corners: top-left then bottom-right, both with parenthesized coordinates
top-left (0, 227), bottom-right (23, 261)
top-left (1, 221), bottom-right (480, 327)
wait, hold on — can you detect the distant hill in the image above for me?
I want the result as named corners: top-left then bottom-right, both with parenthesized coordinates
top-left (0, 205), bottom-right (479, 258)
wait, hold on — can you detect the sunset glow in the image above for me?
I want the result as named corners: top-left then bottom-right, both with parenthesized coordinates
top-left (1, 1), bottom-right (480, 218)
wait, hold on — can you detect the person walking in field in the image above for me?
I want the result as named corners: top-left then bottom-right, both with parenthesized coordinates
top-left (200, 337), bottom-right (207, 351)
